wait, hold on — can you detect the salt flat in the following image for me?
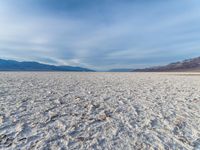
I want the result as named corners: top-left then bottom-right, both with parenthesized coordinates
top-left (0, 72), bottom-right (200, 150)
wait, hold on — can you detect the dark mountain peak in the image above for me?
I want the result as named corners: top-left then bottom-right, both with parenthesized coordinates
top-left (0, 59), bottom-right (94, 72)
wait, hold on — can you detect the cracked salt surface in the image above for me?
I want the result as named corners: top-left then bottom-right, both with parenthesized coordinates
top-left (0, 72), bottom-right (200, 150)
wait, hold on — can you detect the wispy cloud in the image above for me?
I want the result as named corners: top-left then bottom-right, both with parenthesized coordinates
top-left (0, 0), bottom-right (200, 70)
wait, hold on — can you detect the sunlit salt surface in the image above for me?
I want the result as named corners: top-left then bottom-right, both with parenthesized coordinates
top-left (0, 72), bottom-right (200, 150)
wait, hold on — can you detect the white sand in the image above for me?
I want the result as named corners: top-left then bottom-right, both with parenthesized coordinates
top-left (0, 72), bottom-right (200, 150)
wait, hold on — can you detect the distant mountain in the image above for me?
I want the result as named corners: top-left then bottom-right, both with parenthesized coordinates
top-left (108, 68), bottom-right (133, 72)
top-left (0, 59), bottom-right (94, 72)
top-left (133, 57), bottom-right (200, 72)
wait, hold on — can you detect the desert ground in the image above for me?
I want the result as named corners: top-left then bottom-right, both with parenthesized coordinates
top-left (0, 72), bottom-right (200, 150)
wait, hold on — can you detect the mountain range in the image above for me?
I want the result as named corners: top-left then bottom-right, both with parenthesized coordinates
top-left (108, 68), bottom-right (133, 72)
top-left (133, 56), bottom-right (200, 72)
top-left (0, 59), bottom-right (94, 72)
top-left (1, 56), bottom-right (200, 72)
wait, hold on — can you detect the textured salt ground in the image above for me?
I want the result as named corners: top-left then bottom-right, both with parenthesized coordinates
top-left (0, 72), bottom-right (200, 150)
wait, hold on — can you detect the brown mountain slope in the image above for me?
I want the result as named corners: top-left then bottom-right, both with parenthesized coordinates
top-left (133, 57), bottom-right (200, 72)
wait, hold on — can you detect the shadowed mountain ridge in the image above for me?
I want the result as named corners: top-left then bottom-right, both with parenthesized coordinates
top-left (0, 59), bottom-right (94, 71)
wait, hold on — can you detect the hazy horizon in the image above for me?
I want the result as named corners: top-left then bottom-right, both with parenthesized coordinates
top-left (1, 0), bottom-right (200, 70)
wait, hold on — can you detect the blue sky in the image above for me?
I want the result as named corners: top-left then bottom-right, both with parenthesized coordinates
top-left (0, 0), bottom-right (200, 70)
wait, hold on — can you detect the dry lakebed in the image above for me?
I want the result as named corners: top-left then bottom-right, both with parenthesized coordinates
top-left (0, 72), bottom-right (200, 150)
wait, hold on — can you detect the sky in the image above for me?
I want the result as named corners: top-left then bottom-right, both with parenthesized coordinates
top-left (1, 0), bottom-right (200, 70)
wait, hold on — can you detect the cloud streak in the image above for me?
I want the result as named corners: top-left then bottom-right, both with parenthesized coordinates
top-left (0, 0), bottom-right (200, 70)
